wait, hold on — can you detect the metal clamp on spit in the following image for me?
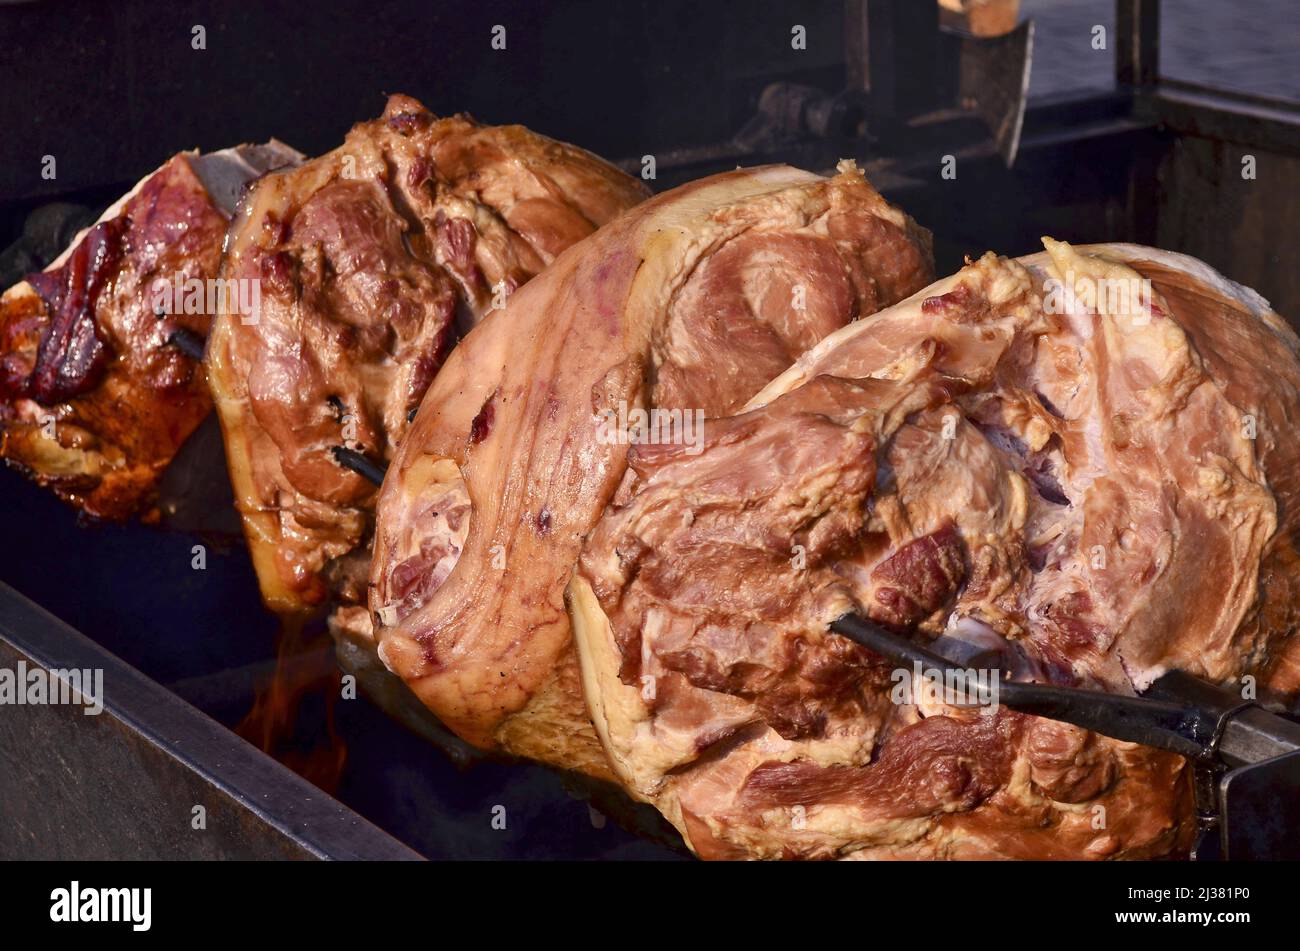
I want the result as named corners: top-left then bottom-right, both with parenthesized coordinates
top-left (831, 612), bottom-right (1300, 861)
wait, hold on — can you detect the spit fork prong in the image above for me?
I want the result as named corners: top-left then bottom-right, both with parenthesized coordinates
top-left (829, 612), bottom-right (1218, 761)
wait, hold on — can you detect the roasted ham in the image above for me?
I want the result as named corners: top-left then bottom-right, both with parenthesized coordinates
top-left (369, 163), bottom-right (934, 778)
top-left (207, 94), bottom-right (650, 619)
top-left (0, 144), bottom-right (300, 519)
top-left (373, 179), bottom-right (1298, 856)
top-left (569, 241), bottom-right (1300, 858)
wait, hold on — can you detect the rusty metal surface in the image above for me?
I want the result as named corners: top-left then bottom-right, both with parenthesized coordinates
top-left (1116, 0), bottom-right (1161, 88)
top-left (0, 582), bottom-right (421, 860)
top-left (1146, 85), bottom-right (1300, 154)
top-left (943, 19), bottom-right (1035, 164)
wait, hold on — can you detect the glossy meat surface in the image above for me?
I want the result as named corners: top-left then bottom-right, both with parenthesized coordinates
top-left (572, 242), bottom-right (1299, 858)
top-left (0, 146), bottom-right (298, 519)
top-left (369, 162), bottom-right (933, 773)
top-left (209, 94), bottom-right (649, 614)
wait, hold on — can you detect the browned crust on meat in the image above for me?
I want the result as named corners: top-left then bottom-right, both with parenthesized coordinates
top-left (570, 241), bottom-right (1294, 859)
top-left (0, 155), bottom-right (229, 520)
top-left (369, 161), bottom-right (934, 760)
top-left (209, 94), bottom-right (649, 616)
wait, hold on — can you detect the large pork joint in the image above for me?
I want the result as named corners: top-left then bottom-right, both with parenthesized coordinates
top-left (571, 241), bottom-right (1300, 858)
top-left (369, 161), bottom-right (934, 777)
top-left (0, 143), bottom-right (300, 519)
top-left (208, 93), bottom-right (649, 619)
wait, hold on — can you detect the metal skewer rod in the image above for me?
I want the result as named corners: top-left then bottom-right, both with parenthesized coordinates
top-left (165, 327), bottom-right (206, 360)
top-left (829, 612), bottom-right (1218, 761)
top-left (331, 445), bottom-right (388, 486)
top-left (159, 324), bottom-right (389, 489)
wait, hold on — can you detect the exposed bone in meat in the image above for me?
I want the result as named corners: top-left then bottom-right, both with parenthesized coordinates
top-left (207, 94), bottom-right (649, 617)
top-left (570, 241), bottom-right (1299, 858)
top-left (369, 162), bottom-right (934, 775)
top-left (0, 144), bottom-right (300, 519)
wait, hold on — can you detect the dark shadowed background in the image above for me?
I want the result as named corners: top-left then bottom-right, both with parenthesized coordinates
top-left (1, 0), bottom-right (1296, 311)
